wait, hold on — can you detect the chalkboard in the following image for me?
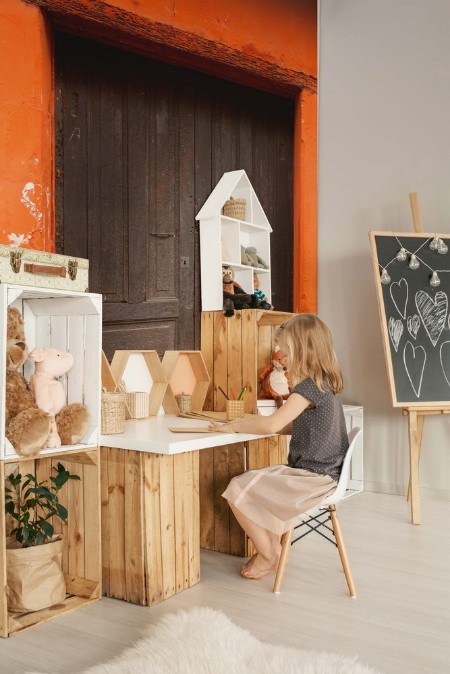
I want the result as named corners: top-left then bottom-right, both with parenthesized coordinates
top-left (370, 231), bottom-right (450, 406)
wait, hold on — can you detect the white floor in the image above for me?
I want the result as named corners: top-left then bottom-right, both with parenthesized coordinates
top-left (1, 491), bottom-right (450, 674)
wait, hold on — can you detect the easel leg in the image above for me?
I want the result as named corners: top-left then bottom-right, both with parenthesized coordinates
top-left (408, 411), bottom-right (421, 524)
top-left (407, 414), bottom-right (424, 502)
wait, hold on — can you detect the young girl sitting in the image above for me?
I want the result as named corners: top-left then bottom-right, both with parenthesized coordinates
top-left (208, 313), bottom-right (349, 580)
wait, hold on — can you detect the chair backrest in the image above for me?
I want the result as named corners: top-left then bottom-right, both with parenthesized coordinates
top-left (320, 427), bottom-right (362, 506)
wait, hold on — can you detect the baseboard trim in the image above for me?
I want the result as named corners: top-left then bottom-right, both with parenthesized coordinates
top-left (364, 482), bottom-right (450, 502)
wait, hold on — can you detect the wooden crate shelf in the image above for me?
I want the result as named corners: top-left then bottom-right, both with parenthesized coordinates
top-left (161, 350), bottom-right (211, 414)
top-left (0, 448), bottom-right (101, 637)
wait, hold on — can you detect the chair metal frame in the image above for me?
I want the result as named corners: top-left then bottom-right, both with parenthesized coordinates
top-left (273, 427), bottom-right (363, 596)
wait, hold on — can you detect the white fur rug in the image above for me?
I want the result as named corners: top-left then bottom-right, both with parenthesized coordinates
top-left (31, 607), bottom-right (383, 674)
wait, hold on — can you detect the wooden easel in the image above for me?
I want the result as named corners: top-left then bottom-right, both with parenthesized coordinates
top-left (402, 193), bottom-right (450, 524)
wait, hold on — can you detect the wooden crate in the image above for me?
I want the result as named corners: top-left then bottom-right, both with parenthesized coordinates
top-left (201, 309), bottom-right (296, 413)
top-left (101, 447), bottom-right (200, 606)
top-left (0, 449), bottom-right (101, 637)
top-left (199, 436), bottom-right (288, 556)
top-left (1, 284), bottom-right (102, 459)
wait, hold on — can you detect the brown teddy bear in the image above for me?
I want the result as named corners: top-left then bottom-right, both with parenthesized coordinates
top-left (5, 307), bottom-right (52, 456)
top-left (259, 346), bottom-right (291, 408)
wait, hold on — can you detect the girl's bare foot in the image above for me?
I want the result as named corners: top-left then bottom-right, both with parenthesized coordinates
top-left (240, 554), bottom-right (257, 575)
top-left (241, 551), bottom-right (280, 580)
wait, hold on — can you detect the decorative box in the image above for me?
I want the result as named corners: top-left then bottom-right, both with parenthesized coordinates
top-left (0, 246), bottom-right (89, 292)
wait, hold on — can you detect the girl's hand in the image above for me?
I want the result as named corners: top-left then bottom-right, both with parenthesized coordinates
top-left (208, 421), bottom-right (236, 433)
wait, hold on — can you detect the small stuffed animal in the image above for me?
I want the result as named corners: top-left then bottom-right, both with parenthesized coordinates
top-left (240, 246), bottom-right (252, 266)
top-left (253, 273), bottom-right (273, 310)
top-left (222, 266), bottom-right (261, 317)
top-left (29, 347), bottom-right (90, 448)
top-left (245, 246), bottom-right (269, 269)
top-left (259, 346), bottom-right (291, 407)
top-left (5, 307), bottom-right (52, 456)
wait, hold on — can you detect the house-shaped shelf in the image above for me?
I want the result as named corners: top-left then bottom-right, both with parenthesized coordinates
top-left (196, 169), bottom-right (272, 312)
top-left (161, 351), bottom-right (211, 414)
top-left (110, 350), bottom-right (168, 416)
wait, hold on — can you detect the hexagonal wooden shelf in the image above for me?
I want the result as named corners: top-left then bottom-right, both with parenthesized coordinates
top-left (110, 350), bottom-right (168, 416)
top-left (161, 351), bottom-right (211, 414)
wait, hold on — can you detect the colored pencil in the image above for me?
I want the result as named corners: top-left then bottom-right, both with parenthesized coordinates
top-left (230, 387), bottom-right (237, 400)
top-left (237, 386), bottom-right (246, 401)
top-left (218, 386), bottom-right (230, 401)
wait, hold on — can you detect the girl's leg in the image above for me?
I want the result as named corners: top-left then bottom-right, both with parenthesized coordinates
top-left (229, 502), bottom-right (281, 578)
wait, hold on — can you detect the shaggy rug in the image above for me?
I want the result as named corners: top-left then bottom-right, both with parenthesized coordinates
top-left (31, 607), bottom-right (383, 674)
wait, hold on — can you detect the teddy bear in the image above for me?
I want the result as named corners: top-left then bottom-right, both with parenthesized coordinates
top-left (245, 246), bottom-right (269, 269)
top-left (259, 346), bottom-right (291, 407)
top-left (222, 266), bottom-right (261, 317)
top-left (28, 347), bottom-right (90, 448)
top-left (253, 272), bottom-right (273, 311)
top-left (5, 307), bottom-right (52, 457)
top-left (240, 246), bottom-right (252, 266)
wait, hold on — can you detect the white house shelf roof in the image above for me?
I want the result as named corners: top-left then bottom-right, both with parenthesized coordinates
top-left (195, 169), bottom-right (272, 231)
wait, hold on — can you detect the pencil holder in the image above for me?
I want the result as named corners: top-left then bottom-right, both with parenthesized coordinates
top-left (176, 393), bottom-right (192, 414)
top-left (226, 400), bottom-right (245, 421)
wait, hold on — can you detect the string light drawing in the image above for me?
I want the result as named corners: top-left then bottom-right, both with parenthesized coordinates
top-left (378, 235), bottom-right (450, 287)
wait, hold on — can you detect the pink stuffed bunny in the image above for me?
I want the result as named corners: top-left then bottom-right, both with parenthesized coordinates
top-left (28, 347), bottom-right (90, 448)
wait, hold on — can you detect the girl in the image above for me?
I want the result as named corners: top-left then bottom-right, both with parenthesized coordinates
top-left (208, 314), bottom-right (349, 580)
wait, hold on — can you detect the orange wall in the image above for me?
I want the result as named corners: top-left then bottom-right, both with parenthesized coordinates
top-left (0, 0), bottom-right (317, 310)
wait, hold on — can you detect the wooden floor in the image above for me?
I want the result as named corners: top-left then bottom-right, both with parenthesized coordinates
top-left (1, 491), bottom-right (450, 673)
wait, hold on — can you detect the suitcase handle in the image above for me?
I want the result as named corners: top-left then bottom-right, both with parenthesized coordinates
top-left (24, 263), bottom-right (67, 278)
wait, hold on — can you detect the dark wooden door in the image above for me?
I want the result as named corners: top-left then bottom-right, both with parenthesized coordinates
top-left (55, 33), bottom-right (294, 358)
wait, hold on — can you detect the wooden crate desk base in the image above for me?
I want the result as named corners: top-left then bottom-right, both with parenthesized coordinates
top-left (0, 449), bottom-right (101, 637)
top-left (403, 407), bottom-right (450, 525)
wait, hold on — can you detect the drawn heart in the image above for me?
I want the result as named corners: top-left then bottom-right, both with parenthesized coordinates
top-left (403, 341), bottom-right (426, 398)
top-left (390, 278), bottom-right (408, 319)
top-left (388, 317), bottom-right (403, 352)
top-left (407, 315), bottom-right (420, 340)
top-left (415, 290), bottom-right (448, 347)
top-left (440, 341), bottom-right (450, 388)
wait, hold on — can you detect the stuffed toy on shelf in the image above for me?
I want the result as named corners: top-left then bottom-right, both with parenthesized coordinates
top-left (5, 307), bottom-right (52, 457)
top-left (244, 246), bottom-right (269, 269)
top-left (253, 272), bottom-right (273, 310)
top-left (29, 347), bottom-right (90, 448)
top-left (222, 265), bottom-right (261, 317)
top-left (259, 346), bottom-right (291, 407)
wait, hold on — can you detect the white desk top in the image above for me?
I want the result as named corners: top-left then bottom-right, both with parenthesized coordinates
top-left (100, 415), bottom-right (275, 455)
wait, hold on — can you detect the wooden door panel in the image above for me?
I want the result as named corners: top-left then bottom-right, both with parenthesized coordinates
top-left (55, 33), bottom-right (294, 357)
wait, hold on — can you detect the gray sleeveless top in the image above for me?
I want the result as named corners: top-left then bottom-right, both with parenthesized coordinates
top-left (288, 378), bottom-right (349, 481)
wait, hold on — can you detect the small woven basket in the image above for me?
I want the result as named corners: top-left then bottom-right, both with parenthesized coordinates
top-left (176, 393), bottom-right (192, 414)
top-left (126, 392), bottom-right (150, 419)
top-left (223, 197), bottom-right (246, 220)
top-left (101, 391), bottom-right (126, 434)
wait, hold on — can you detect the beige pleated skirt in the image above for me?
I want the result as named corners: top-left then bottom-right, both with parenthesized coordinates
top-left (222, 465), bottom-right (337, 536)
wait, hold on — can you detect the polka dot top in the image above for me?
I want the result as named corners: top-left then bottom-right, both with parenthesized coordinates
top-left (288, 378), bottom-right (349, 481)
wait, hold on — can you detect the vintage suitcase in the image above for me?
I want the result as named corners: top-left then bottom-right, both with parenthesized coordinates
top-left (0, 246), bottom-right (89, 291)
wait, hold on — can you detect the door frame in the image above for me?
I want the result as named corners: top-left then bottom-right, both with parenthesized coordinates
top-left (26, 0), bottom-right (318, 313)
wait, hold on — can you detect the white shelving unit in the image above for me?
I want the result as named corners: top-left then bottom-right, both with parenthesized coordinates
top-left (196, 169), bottom-right (272, 311)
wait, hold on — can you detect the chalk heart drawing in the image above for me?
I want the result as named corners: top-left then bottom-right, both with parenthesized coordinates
top-left (415, 290), bottom-right (448, 347)
top-left (390, 278), bottom-right (408, 319)
top-left (403, 341), bottom-right (426, 398)
top-left (388, 317), bottom-right (403, 352)
top-left (407, 314), bottom-right (420, 340)
top-left (439, 341), bottom-right (450, 388)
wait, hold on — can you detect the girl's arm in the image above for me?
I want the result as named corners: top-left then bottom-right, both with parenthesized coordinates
top-left (208, 392), bottom-right (310, 435)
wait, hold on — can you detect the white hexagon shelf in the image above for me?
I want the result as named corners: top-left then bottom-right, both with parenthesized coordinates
top-left (161, 351), bottom-right (211, 414)
top-left (110, 350), bottom-right (168, 416)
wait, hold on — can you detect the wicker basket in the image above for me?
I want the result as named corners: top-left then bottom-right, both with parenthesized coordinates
top-left (176, 393), bottom-right (192, 414)
top-left (126, 391), bottom-right (150, 419)
top-left (101, 391), bottom-right (126, 434)
top-left (223, 197), bottom-right (246, 220)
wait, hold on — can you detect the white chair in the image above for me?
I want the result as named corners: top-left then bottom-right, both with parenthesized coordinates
top-left (273, 427), bottom-right (363, 596)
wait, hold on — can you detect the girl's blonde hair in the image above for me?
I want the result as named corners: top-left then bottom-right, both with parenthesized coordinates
top-left (274, 314), bottom-right (343, 394)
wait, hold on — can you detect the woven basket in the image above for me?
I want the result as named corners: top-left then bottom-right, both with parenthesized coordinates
top-left (126, 391), bottom-right (149, 419)
top-left (223, 197), bottom-right (246, 220)
top-left (101, 391), bottom-right (126, 434)
top-left (176, 393), bottom-right (192, 414)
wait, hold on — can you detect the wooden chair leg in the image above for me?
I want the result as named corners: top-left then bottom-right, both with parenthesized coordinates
top-left (329, 506), bottom-right (357, 598)
top-left (272, 528), bottom-right (292, 594)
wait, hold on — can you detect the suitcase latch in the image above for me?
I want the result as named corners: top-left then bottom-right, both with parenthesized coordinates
top-left (10, 250), bottom-right (22, 274)
top-left (68, 259), bottom-right (78, 281)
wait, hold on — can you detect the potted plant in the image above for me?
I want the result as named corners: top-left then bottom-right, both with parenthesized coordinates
top-left (4, 462), bottom-right (80, 612)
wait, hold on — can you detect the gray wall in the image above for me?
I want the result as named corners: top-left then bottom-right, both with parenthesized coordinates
top-left (319, 0), bottom-right (450, 500)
